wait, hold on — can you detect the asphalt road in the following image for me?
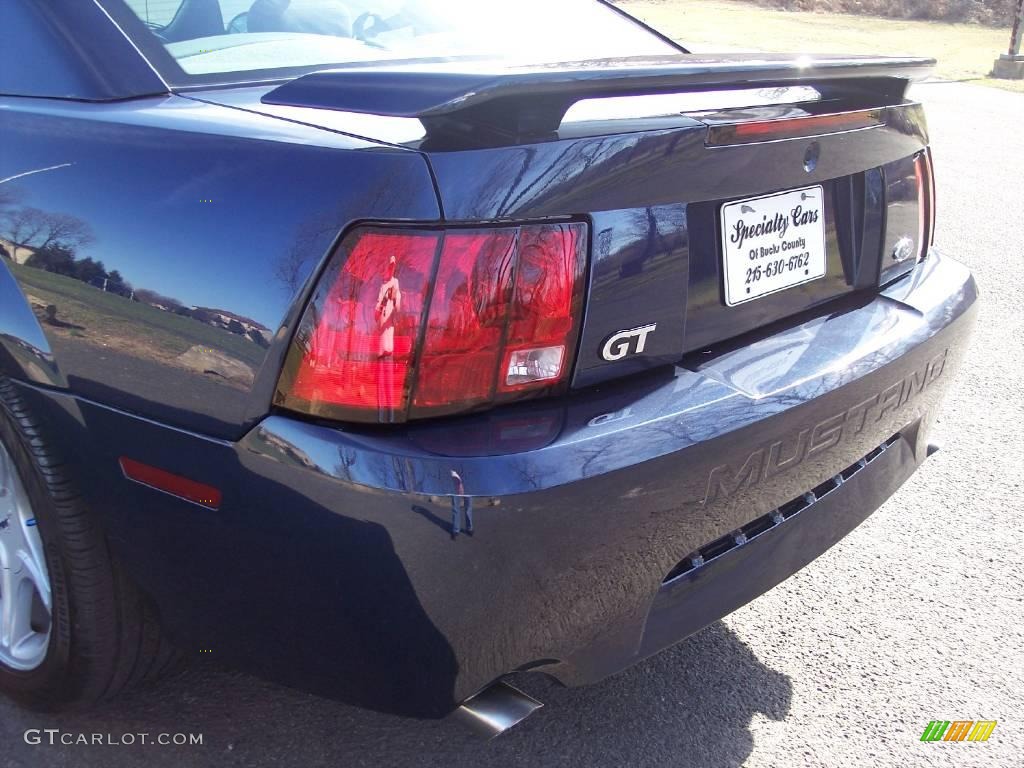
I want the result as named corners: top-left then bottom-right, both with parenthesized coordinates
top-left (3, 80), bottom-right (1022, 768)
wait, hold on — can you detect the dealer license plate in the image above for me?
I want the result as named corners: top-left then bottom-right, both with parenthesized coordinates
top-left (720, 185), bottom-right (827, 306)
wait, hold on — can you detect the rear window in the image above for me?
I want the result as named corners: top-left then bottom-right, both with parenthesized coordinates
top-left (104, 0), bottom-right (680, 86)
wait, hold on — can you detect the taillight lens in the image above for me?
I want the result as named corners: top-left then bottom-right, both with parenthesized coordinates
top-left (412, 230), bottom-right (516, 414)
top-left (283, 230), bottom-right (439, 420)
top-left (880, 149), bottom-right (935, 286)
top-left (917, 149), bottom-right (936, 255)
top-left (276, 222), bottom-right (587, 423)
top-left (705, 108), bottom-right (885, 146)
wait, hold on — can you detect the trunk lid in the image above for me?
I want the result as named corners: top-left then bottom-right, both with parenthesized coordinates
top-left (193, 53), bottom-right (933, 391)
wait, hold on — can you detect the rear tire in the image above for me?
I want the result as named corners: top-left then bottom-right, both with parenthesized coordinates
top-left (0, 377), bottom-right (177, 711)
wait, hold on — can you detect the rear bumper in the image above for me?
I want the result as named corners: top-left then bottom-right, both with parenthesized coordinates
top-left (22, 251), bottom-right (976, 718)
top-left (638, 432), bottom-right (908, 665)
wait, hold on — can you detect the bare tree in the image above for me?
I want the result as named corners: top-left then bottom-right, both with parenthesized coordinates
top-left (0, 189), bottom-right (25, 256)
top-left (0, 207), bottom-right (95, 263)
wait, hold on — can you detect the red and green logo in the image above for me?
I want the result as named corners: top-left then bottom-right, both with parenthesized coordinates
top-left (920, 721), bottom-right (997, 742)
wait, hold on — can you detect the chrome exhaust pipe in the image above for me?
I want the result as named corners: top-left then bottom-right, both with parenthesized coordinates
top-left (452, 681), bottom-right (543, 739)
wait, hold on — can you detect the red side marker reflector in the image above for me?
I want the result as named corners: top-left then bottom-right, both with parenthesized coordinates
top-left (119, 457), bottom-right (222, 510)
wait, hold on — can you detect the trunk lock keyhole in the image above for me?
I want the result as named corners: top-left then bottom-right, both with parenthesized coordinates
top-left (804, 142), bottom-right (821, 173)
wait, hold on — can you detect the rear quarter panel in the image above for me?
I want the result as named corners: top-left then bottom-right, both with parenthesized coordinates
top-left (0, 95), bottom-right (440, 437)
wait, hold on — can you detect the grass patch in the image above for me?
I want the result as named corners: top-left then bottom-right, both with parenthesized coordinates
top-left (619, 0), bottom-right (1022, 89)
top-left (756, 0), bottom-right (1016, 26)
top-left (10, 262), bottom-right (264, 367)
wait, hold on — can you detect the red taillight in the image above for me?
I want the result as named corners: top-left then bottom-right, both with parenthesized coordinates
top-left (499, 224), bottom-right (585, 393)
top-left (285, 230), bottom-right (440, 420)
top-left (411, 230), bottom-right (516, 414)
top-left (916, 149), bottom-right (936, 256)
top-left (276, 222), bottom-right (587, 423)
top-left (706, 109), bottom-right (884, 146)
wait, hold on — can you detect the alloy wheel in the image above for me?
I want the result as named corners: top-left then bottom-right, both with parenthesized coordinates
top-left (0, 437), bottom-right (52, 671)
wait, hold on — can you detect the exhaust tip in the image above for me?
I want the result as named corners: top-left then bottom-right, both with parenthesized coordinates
top-left (452, 681), bottom-right (543, 739)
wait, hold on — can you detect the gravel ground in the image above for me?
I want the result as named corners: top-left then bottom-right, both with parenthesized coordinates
top-left (2, 80), bottom-right (1022, 768)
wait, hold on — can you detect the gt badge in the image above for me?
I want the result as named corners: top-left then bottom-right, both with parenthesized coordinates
top-left (601, 324), bottom-right (657, 362)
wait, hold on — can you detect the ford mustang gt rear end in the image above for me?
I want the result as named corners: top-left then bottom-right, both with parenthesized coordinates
top-left (0, 0), bottom-right (976, 729)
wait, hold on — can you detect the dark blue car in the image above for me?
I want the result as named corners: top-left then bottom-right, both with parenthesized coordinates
top-left (0, 0), bottom-right (976, 734)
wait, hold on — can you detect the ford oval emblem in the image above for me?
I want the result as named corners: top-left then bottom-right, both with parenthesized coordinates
top-left (892, 236), bottom-right (917, 263)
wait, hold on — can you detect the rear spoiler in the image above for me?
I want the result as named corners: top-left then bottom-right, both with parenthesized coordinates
top-left (262, 53), bottom-right (935, 138)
